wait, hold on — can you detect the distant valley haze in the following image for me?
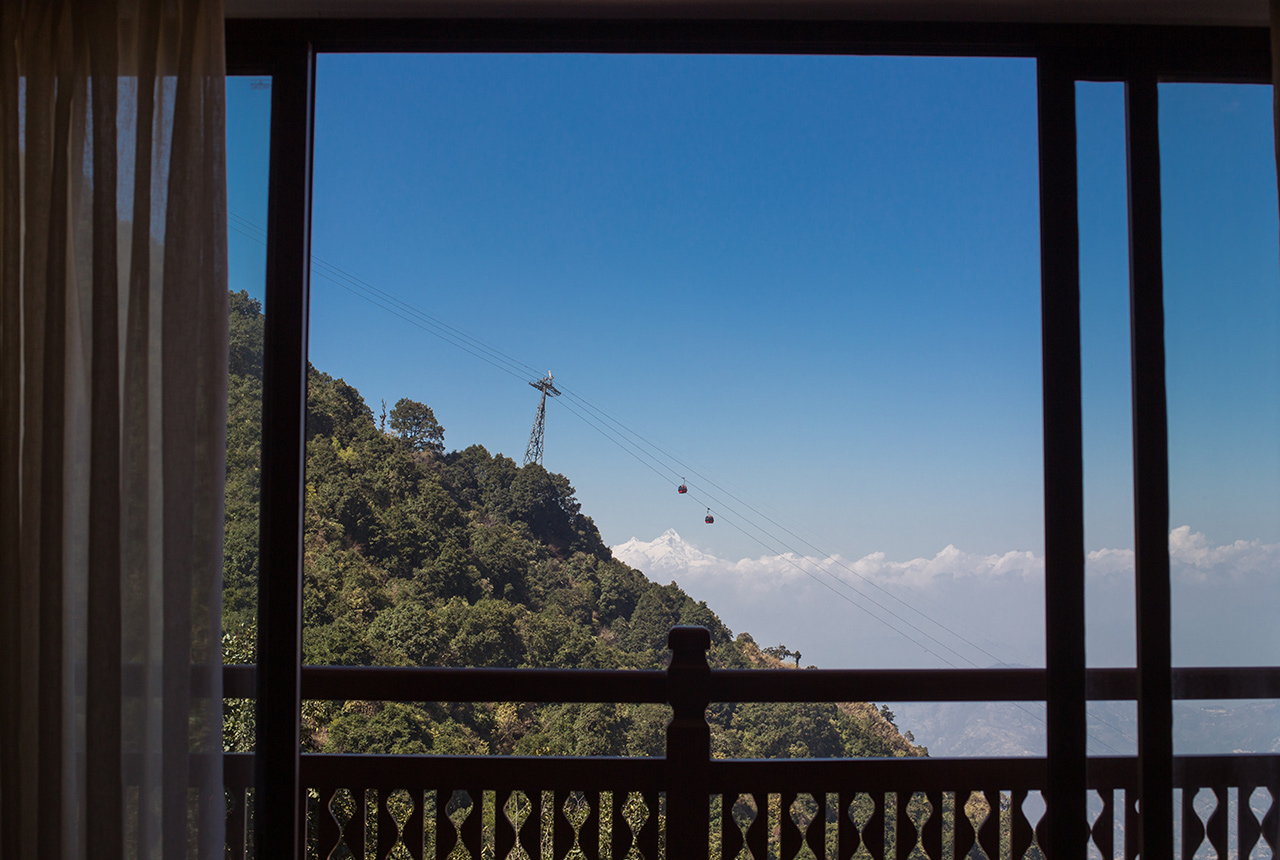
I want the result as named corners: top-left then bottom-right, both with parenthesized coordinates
top-left (613, 527), bottom-right (1280, 756)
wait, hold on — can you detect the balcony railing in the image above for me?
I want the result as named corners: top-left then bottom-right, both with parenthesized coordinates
top-left (222, 627), bottom-right (1280, 859)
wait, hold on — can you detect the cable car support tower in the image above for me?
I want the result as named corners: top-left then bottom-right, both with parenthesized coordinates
top-left (524, 373), bottom-right (561, 466)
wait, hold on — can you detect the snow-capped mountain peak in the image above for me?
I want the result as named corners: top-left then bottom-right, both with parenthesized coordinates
top-left (612, 528), bottom-right (720, 574)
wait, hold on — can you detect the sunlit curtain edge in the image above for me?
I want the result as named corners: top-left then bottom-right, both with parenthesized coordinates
top-left (0, 0), bottom-right (227, 857)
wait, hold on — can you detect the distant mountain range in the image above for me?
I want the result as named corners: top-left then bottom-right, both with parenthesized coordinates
top-left (893, 698), bottom-right (1280, 758)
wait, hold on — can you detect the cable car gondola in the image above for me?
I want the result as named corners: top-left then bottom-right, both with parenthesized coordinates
top-left (705, 508), bottom-right (714, 524)
top-left (677, 479), bottom-right (687, 494)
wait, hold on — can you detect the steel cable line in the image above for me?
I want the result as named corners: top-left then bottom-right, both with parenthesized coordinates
top-left (235, 211), bottom-right (1061, 667)
top-left (230, 213), bottom-right (543, 382)
top-left (681, 491), bottom-right (957, 666)
top-left (229, 220), bottom-right (537, 386)
top-left (672, 493), bottom-right (1125, 755)
top-left (312, 268), bottom-right (533, 385)
top-left (555, 384), bottom-right (1036, 666)
top-left (674, 476), bottom-right (1133, 749)
top-left (554, 397), bottom-right (979, 666)
top-left (230, 214), bottom-right (1133, 751)
top-left (548, 388), bottom-right (1128, 750)
top-left (584, 413), bottom-right (1134, 748)
top-left (553, 397), bottom-right (987, 669)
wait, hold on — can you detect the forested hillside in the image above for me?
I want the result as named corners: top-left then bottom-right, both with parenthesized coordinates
top-left (222, 289), bottom-right (924, 759)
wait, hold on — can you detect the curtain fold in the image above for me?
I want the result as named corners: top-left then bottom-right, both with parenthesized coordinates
top-left (0, 1), bottom-right (228, 857)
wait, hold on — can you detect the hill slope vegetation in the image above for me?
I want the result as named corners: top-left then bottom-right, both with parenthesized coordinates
top-left (222, 289), bottom-right (924, 759)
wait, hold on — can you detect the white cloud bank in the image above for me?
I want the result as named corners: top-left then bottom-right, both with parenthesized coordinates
top-left (612, 528), bottom-right (1044, 592)
top-left (615, 526), bottom-right (1280, 591)
top-left (612, 527), bottom-right (1280, 671)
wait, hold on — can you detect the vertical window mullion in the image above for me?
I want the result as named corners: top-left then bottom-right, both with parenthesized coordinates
top-left (1036, 53), bottom-right (1089, 860)
top-left (1124, 69), bottom-right (1174, 860)
top-left (256, 36), bottom-right (315, 860)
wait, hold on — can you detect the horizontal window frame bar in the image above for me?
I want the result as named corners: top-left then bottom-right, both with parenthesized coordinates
top-left (226, 19), bottom-right (1270, 82)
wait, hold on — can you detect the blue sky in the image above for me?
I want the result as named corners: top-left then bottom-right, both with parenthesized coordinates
top-left (226, 59), bottom-right (1279, 670)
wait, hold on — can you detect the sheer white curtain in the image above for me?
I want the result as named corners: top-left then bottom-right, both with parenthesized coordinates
top-left (0, 0), bottom-right (228, 857)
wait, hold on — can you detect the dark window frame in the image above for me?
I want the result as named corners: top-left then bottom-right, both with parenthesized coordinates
top-left (224, 18), bottom-right (1273, 860)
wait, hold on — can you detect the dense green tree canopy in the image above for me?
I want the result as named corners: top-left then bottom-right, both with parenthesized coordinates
top-left (389, 397), bottom-right (445, 455)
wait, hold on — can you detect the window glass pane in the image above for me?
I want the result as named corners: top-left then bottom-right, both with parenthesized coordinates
top-left (1160, 81), bottom-right (1280, 853)
top-left (223, 74), bottom-right (272, 754)
top-left (1077, 81), bottom-right (1137, 673)
top-left (304, 53), bottom-right (1043, 758)
top-left (1161, 82), bottom-right (1280, 673)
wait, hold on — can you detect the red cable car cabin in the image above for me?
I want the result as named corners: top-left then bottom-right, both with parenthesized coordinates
top-left (705, 509), bottom-right (714, 524)
top-left (678, 483), bottom-right (687, 494)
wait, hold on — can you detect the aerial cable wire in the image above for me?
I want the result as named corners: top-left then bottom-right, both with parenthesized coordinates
top-left (679, 489), bottom-right (962, 667)
top-left (229, 217), bottom-right (536, 385)
top-left (676, 492), bottom-right (1125, 755)
top-left (234, 214), bottom-right (1080, 667)
top-left (558, 393), bottom-right (986, 670)
top-left (311, 267), bottom-right (533, 385)
top-left (229, 213), bottom-right (1134, 751)
top-left (233, 211), bottom-right (1069, 669)
top-left (231, 213), bottom-right (543, 382)
top-left (556, 383), bottom-right (1036, 667)
top-left (553, 397), bottom-right (968, 666)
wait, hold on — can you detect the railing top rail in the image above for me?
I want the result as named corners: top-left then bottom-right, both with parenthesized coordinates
top-left (221, 664), bottom-right (1280, 703)
top-left (220, 751), bottom-right (1280, 793)
top-left (298, 752), bottom-right (666, 791)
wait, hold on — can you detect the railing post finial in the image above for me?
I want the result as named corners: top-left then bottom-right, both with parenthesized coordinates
top-left (666, 625), bottom-right (711, 859)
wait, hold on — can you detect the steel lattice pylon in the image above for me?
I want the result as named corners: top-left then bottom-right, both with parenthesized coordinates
top-left (523, 373), bottom-right (560, 466)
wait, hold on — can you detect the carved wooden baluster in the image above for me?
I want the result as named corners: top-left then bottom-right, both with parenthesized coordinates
top-left (582, 792), bottom-right (601, 860)
top-left (894, 791), bottom-right (914, 860)
top-left (721, 794), bottom-right (746, 860)
top-left (349, 788), bottom-right (368, 859)
top-left (1033, 789), bottom-right (1049, 857)
top-left (1203, 785), bottom-right (1228, 859)
top-left (953, 791), bottom-right (978, 860)
top-left (744, 791), bottom-right (769, 860)
top-left (318, 788), bottom-right (343, 859)
top-left (805, 794), bottom-right (826, 860)
top-left (550, 791), bottom-right (572, 859)
top-left (377, 789), bottom-right (398, 860)
top-left (608, 792), bottom-right (626, 860)
top-left (495, 791), bottom-right (516, 860)
top-left (519, 791), bottom-right (542, 860)
top-left (435, 789), bottom-right (455, 860)
top-left (836, 792), bottom-right (858, 860)
top-left (781, 791), bottom-right (800, 860)
top-left (1124, 789), bottom-right (1141, 860)
top-left (1261, 785), bottom-right (1279, 856)
top-left (783, 792), bottom-right (823, 860)
top-left (402, 788), bottom-right (425, 860)
top-left (1238, 784), bottom-right (1262, 860)
top-left (611, 791), bottom-right (635, 860)
top-left (976, 790), bottom-right (1001, 860)
top-left (460, 790), bottom-right (483, 859)
top-left (639, 791), bottom-right (662, 860)
top-left (1090, 789), bottom-right (1114, 860)
top-left (861, 792), bottom-right (886, 860)
top-left (226, 788), bottom-right (247, 860)
top-left (1182, 788), bottom-right (1206, 860)
top-left (1007, 789), bottom-right (1033, 860)
top-left (921, 790), bottom-right (942, 860)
